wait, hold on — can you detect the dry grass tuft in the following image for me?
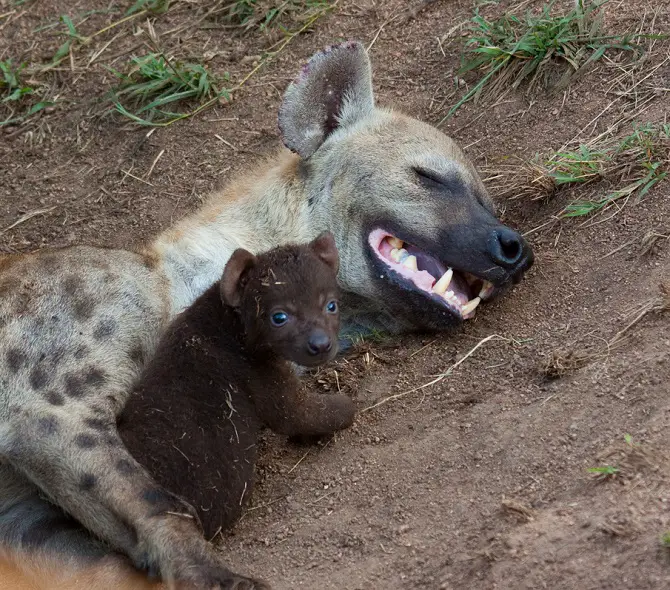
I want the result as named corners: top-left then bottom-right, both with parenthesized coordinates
top-left (485, 122), bottom-right (669, 217)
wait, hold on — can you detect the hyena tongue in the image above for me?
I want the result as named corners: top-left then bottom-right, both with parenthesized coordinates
top-left (404, 244), bottom-right (447, 280)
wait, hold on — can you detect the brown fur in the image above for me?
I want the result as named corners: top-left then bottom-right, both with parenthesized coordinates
top-left (119, 234), bottom-right (355, 539)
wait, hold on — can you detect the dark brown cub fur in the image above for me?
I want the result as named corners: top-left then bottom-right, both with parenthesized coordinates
top-left (118, 232), bottom-right (356, 539)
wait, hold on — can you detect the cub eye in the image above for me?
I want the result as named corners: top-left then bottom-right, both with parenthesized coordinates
top-left (326, 300), bottom-right (338, 314)
top-left (271, 311), bottom-right (289, 326)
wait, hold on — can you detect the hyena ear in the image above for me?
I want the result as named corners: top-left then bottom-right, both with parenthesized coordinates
top-left (220, 249), bottom-right (257, 308)
top-left (309, 231), bottom-right (339, 274)
top-left (278, 41), bottom-right (374, 159)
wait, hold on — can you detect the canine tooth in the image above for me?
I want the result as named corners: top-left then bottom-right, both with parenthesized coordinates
top-left (402, 255), bottom-right (418, 271)
top-left (433, 268), bottom-right (453, 295)
top-left (479, 281), bottom-right (495, 298)
top-left (387, 236), bottom-right (404, 249)
top-left (461, 297), bottom-right (481, 317)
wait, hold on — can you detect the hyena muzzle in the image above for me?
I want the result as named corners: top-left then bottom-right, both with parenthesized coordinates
top-left (0, 41), bottom-right (533, 588)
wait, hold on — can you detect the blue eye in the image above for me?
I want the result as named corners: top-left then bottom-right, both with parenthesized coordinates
top-left (326, 300), bottom-right (338, 314)
top-left (271, 311), bottom-right (289, 326)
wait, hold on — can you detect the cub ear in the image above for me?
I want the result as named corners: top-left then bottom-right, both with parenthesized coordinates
top-left (220, 249), bottom-right (257, 308)
top-left (309, 231), bottom-right (339, 274)
top-left (278, 41), bottom-right (374, 160)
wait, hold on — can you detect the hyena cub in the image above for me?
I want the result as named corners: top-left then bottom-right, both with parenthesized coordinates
top-left (118, 232), bottom-right (356, 539)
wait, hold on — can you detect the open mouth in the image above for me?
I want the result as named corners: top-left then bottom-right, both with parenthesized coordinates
top-left (369, 229), bottom-right (496, 320)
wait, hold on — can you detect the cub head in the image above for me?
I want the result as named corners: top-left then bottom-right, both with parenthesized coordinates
top-left (221, 232), bottom-right (340, 367)
top-left (278, 42), bottom-right (534, 334)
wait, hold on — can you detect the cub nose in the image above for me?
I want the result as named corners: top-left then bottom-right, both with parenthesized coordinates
top-left (307, 330), bottom-right (332, 355)
top-left (489, 226), bottom-right (526, 269)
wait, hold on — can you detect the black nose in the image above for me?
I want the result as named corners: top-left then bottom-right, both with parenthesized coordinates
top-left (307, 330), bottom-right (332, 355)
top-left (489, 227), bottom-right (526, 268)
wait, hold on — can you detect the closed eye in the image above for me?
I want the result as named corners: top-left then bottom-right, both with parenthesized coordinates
top-left (413, 167), bottom-right (465, 196)
top-left (413, 167), bottom-right (447, 187)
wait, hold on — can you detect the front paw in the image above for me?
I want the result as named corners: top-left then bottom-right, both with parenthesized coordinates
top-left (330, 394), bottom-right (356, 430)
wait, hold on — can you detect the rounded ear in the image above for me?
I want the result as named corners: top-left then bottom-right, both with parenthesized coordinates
top-left (309, 231), bottom-right (339, 274)
top-left (278, 41), bottom-right (375, 160)
top-left (220, 249), bottom-right (257, 308)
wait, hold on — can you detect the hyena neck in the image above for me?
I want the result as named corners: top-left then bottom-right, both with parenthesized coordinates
top-left (150, 151), bottom-right (313, 317)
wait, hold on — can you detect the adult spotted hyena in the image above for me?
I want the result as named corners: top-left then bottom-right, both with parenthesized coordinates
top-left (0, 42), bottom-right (533, 588)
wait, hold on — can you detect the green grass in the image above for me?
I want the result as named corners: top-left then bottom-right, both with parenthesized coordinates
top-left (558, 123), bottom-right (669, 217)
top-left (222, 0), bottom-right (332, 31)
top-left (485, 122), bottom-right (669, 214)
top-left (0, 59), bottom-right (53, 126)
top-left (443, 0), bottom-right (651, 121)
top-left (662, 532), bottom-right (670, 548)
top-left (108, 53), bottom-right (230, 126)
top-left (587, 464), bottom-right (619, 477)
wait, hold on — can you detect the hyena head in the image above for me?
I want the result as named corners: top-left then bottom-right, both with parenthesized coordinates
top-left (279, 41), bottom-right (534, 334)
top-left (220, 232), bottom-right (341, 367)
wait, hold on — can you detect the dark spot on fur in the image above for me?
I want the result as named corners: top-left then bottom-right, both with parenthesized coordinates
top-left (44, 390), bottom-right (65, 406)
top-left (116, 458), bottom-right (138, 476)
top-left (93, 318), bottom-right (117, 341)
top-left (84, 417), bottom-right (109, 431)
top-left (105, 434), bottom-right (123, 447)
top-left (74, 345), bottom-right (89, 360)
top-left (142, 488), bottom-right (187, 517)
top-left (74, 433), bottom-right (97, 448)
top-left (63, 275), bottom-right (83, 297)
top-left (38, 415), bottom-right (59, 435)
top-left (49, 346), bottom-right (67, 365)
top-left (29, 366), bottom-right (49, 390)
top-left (143, 488), bottom-right (171, 506)
top-left (85, 367), bottom-right (106, 387)
top-left (64, 373), bottom-right (85, 398)
top-left (72, 297), bottom-right (95, 321)
top-left (79, 473), bottom-right (97, 491)
top-left (39, 253), bottom-right (59, 269)
top-left (129, 345), bottom-right (146, 365)
top-left (21, 514), bottom-right (81, 549)
top-left (6, 348), bottom-right (26, 374)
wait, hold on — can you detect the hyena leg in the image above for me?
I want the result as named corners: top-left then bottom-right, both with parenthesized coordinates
top-left (0, 407), bottom-right (269, 590)
top-left (0, 463), bottom-right (112, 562)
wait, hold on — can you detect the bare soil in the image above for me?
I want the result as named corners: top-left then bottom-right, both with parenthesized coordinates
top-left (2, 0), bottom-right (670, 589)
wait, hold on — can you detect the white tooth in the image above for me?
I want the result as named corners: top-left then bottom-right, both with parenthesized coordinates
top-left (388, 236), bottom-right (404, 249)
top-left (402, 255), bottom-right (418, 271)
top-left (461, 297), bottom-right (481, 317)
top-left (433, 268), bottom-right (453, 295)
top-left (479, 281), bottom-right (495, 298)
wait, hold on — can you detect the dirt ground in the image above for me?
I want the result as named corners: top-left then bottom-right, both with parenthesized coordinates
top-left (2, 0), bottom-right (670, 588)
